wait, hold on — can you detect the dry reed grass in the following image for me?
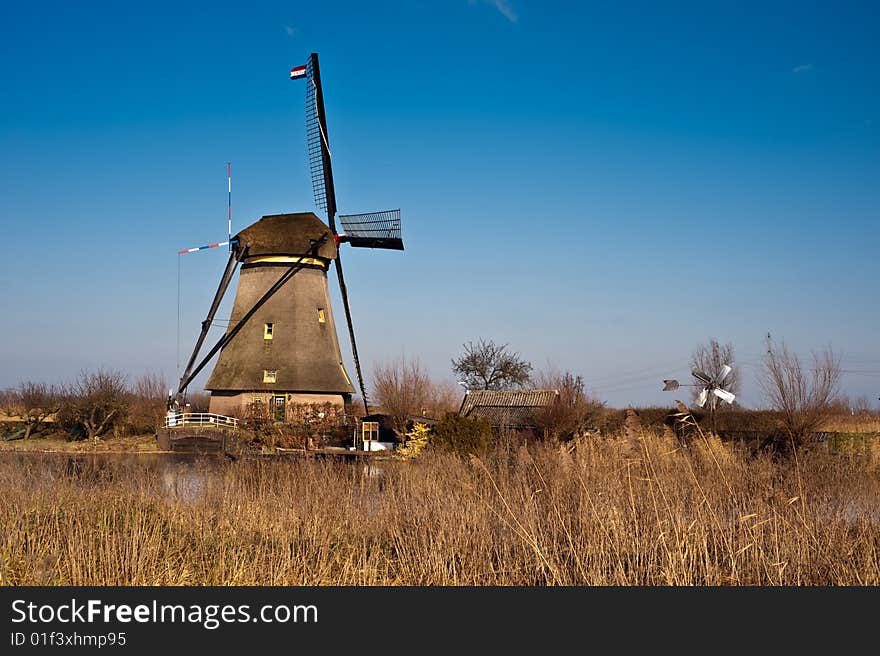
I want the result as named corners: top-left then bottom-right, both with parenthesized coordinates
top-left (822, 415), bottom-right (880, 433)
top-left (1, 430), bottom-right (879, 585)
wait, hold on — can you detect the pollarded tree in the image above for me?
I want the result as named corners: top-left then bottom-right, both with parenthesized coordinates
top-left (451, 339), bottom-right (532, 390)
top-left (18, 381), bottom-right (60, 439)
top-left (60, 369), bottom-right (130, 441)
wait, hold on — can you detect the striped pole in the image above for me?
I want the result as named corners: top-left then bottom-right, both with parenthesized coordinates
top-left (178, 240), bottom-right (237, 255)
top-left (227, 162), bottom-right (232, 252)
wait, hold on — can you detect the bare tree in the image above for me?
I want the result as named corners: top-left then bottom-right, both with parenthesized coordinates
top-left (532, 368), bottom-right (604, 440)
top-left (451, 339), bottom-right (532, 391)
top-left (760, 336), bottom-right (841, 446)
top-left (184, 391), bottom-right (211, 413)
top-left (17, 381), bottom-right (60, 439)
top-left (690, 338), bottom-right (740, 401)
top-left (0, 388), bottom-right (22, 419)
top-left (61, 369), bottom-right (130, 441)
top-left (127, 372), bottom-right (168, 434)
top-left (372, 357), bottom-right (456, 434)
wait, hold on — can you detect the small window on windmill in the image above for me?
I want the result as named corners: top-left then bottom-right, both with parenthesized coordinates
top-left (317, 308), bottom-right (326, 324)
top-left (263, 370), bottom-right (277, 383)
top-left (362, 421), bottom-right (379, 444)
top-left (264, 323), bottom-right (274, 340)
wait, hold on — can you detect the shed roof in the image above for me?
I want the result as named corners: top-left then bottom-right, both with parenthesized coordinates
top-left (459, 389), bottom-right (559, 428)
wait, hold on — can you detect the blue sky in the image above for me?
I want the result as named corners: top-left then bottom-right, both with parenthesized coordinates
top-left (1, 1), bottom-right (878, 408)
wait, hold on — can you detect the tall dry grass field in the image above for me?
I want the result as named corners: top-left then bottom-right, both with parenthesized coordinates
top-left (1, 431), bottom-right (879, 585)
top-left (822, 414), bottom-right (880, 434)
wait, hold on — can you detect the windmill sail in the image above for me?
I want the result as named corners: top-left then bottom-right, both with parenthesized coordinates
top-left (300, 52), bottom-right (370, 413)
top-left (696, 388), bottom-right (709, 407)
top-left (304, 53), bottom-right (337, 222)
top-left (713, 387), bottom-right (736, 404)
top-left (339, 210), bottom-right (404, 250)
top-left (692, 369), bottom-right (713, 385)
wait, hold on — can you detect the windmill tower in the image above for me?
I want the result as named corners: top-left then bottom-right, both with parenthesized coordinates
top-left (203, 212), bottom-right (355, 416)
top-left (175, 53), bottom-right (403, 420)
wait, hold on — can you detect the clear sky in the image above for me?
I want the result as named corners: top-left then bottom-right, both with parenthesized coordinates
top-left (1, 1), bottom-right (878, 409)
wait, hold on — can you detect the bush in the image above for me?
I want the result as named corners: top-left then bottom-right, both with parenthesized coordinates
top-left (394, 421), bottom-right (431, 460)
top-left (372, 357), bottom-right (461, 434)
top-left (126, 373), bottom-right (167, 435)
top-left (532, 371), bottom-right (605, 440)
top-left (58, 369), bottom-right (129, 441)
top-left (432, 414), bottom-right (493, 456)
top-left (761, 337), bottom-right (841, 446)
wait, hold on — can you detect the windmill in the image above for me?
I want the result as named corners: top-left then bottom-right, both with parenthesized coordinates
top-left (174, 53), bottom-right (403, 422)
top-left (662, 364), bottom-right (736, 435)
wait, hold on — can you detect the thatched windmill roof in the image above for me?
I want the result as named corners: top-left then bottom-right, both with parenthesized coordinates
top-left (235, 212), bottom-right (338, 261)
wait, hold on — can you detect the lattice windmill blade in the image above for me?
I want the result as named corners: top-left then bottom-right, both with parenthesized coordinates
top-left (302, 53), bottom-right (337, 228)
top-left (290, 52), bottom-right (408, 417)
top-left (696, 388), bottom-right (709, 407)
top-left (339, 210), bottom-right (404, 250)
top-left (716, 364), bottom-right (732, 385)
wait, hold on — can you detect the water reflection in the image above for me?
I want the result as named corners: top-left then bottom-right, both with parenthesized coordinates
top-left (2, 452), bottom-right (217, 504)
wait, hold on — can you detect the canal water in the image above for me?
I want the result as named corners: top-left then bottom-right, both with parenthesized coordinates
top-left (0, 451), bottom-right (386, 507)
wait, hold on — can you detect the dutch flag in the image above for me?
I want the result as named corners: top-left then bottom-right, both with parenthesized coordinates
top-left (290, 64), bottom-right (306, 80)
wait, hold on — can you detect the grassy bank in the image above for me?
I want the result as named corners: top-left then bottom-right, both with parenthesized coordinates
top-left (0, 431), bottom-right (159, 453)
top-left (2, 430), bottom-right (879, 585)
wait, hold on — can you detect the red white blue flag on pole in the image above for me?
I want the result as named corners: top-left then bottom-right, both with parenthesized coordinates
top-left (290, 64), bottom-right (306, 80)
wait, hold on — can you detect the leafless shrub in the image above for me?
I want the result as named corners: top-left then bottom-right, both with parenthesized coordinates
top-left (0, 388), bottom-right (22, 419)
top-left (532, 369), bottom-right (605, 440)
top-left (761, 336), bottom-right (841, 446)
top-left (832, 395), bottom-right (876, 417)
top-left (17, 382), bottom-right (61, 439)
top-left (126, 373), bottom-right (168, 435)
top-left (284, 402), bottom-right (346, 448)
top-left (428, 380), bottom-right (464, 416)
top-left (58, 369), bottom-right (130, 441)
top-left (451, 338), bottom-right (532, 390)
top-left (372, 357), bottom-right (459, 433)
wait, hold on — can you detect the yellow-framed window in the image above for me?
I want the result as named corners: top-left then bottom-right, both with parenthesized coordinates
top-left (362, 421), bottom-right (379, 442)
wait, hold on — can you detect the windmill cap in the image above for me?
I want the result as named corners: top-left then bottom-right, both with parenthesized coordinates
top-left (234, 212), bottom-right (337, 261)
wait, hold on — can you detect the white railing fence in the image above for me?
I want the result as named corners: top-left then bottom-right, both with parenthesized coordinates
top-left (163, 412), bottom-right (239, 430)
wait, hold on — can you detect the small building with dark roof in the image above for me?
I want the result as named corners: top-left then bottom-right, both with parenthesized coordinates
top-left (458, 389), bottom-right (559, 429)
